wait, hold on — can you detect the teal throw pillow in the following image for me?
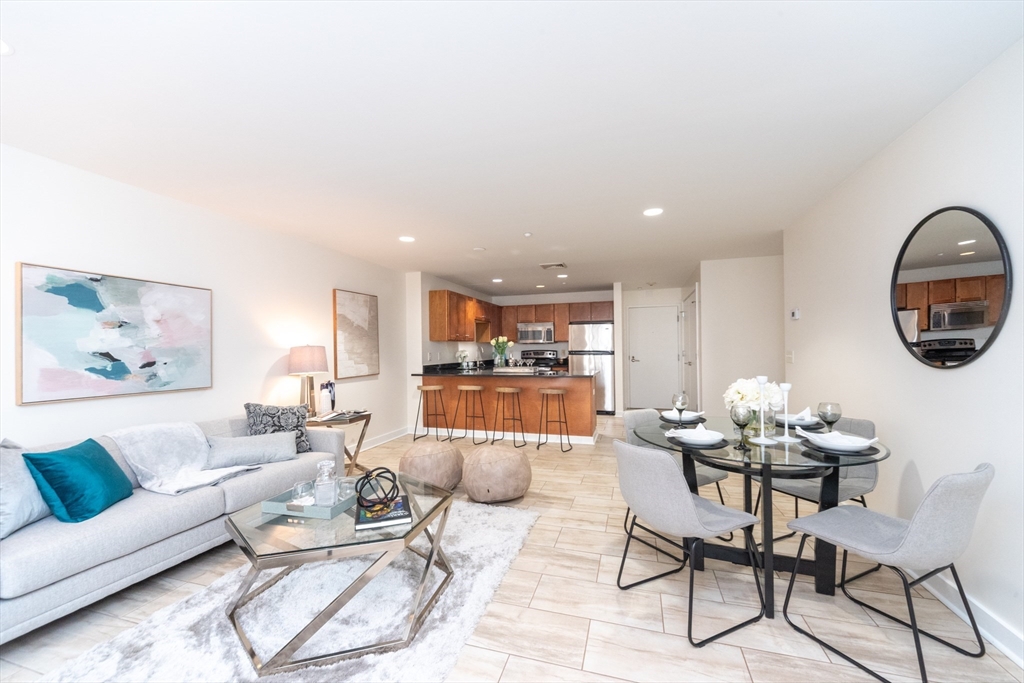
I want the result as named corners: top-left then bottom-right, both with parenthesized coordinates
top-left (22, 439), bottom-right (133, 523)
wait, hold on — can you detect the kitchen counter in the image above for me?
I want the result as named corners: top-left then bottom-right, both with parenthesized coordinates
top-left (412, 371), bottom-right (597, 438)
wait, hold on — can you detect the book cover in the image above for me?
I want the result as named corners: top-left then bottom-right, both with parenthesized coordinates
top-left (355, 495), bottom-right (413, 530)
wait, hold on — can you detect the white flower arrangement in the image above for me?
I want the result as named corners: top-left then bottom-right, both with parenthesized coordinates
top-left (490, 336), bottom-right (514, 354)
top-left (455, 350), bottom-right (469, 363)
top-left (723, 377), bottom-right (784, 411)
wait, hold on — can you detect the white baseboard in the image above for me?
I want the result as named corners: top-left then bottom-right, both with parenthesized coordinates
top-left (359, 426), bottom-right (411, 451)
top-left (908, 568), bottom-right (1023, 668)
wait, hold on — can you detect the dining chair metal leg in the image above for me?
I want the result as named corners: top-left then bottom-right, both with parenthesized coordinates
top-left (714, 482), bottom-right (734, 543)
top-left (616, 515), bottom-right (687, 590)
top-left (687, 527), bottom-right (765, 648)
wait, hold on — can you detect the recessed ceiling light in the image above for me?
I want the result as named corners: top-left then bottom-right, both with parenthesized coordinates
top-left (0, 41), bottom-right (13, 57)
top-left (937, 253), bottom-right (944, 256)
top-left (473, 247), bottom-right (486, 251)
top-left (398, 236), bottom-right (415, 242)
top-left (492, 278), bottom-right (503, 283)
top-left (958, 240), bottom-right (976, 246)
top-left (557, 274), bottom-right (568, 278)
top-left (960, 251), bottom-right (976, 256)
top-left (643, 208), bottom-right (663, 217)
top-left (524, 232), bottom-right (533, 237)
top-left (536, 285), bottom-right (545, 288)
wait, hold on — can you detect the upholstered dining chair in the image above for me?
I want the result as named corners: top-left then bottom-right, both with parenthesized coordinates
top-left (782, 463), bottom-right (994, 683)
top-left (754, 416), bottom-right (879, 543)
top-left (624, 409), bottom-right (734, 540)
top-left (614, 440), bottom-right (764, 647)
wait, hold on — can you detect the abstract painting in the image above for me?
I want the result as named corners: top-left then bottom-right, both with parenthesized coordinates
top-left (16, 263), bottom-right (212, 404)
top-left (333, 289), bottom-right (379, 379)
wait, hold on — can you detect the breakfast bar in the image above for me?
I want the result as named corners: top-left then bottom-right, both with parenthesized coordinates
top-left (411, 369), bottom-right (598, 439)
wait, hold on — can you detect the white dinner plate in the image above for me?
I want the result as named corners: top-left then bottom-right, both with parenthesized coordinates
top-left (671, 429), bottom-right (725, 446)
top-left (776, 414), bottom-right (821, 426)
top-left (661, 410), bottom-right (702, 423)
top-left (800, 432), bottom-right (875, 453)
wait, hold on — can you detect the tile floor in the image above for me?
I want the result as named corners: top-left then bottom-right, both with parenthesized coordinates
top-left (2, 417), bottom-right (1021, 683)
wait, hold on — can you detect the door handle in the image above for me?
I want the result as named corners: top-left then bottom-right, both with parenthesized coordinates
top-left (630, 356), bottom-right (639, 363)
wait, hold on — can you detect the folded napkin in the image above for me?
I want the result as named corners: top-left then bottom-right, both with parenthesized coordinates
top-left (666, 423), bottom-right (707, 437)
top-left (794, 407), bottom-right (812, 420)
top-left (795, 427), bottom-right (878, 446)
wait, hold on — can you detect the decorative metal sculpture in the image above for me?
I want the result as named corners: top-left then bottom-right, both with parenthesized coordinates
top-left (355, 467), bottom-right (400, 513)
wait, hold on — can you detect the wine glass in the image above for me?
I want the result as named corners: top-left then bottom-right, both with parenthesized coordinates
top-left (730, 404), bottom-right (753, 452)
top-left (292, 480), bottom-right (315, 506)
top-left (671, 392), bottom-right (688, 421)
top-left (817, 402), bottom-right (842, 432)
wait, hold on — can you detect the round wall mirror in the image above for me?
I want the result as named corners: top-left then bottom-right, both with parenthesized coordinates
top-left (891, 206), bottom-right (1013, 368)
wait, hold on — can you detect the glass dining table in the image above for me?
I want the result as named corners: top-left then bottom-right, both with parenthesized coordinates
top-left (633, 416), bottom-right (890, 618)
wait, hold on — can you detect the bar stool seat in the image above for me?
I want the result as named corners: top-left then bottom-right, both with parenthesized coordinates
top-left (492, 387), bottom-right (526, 448)
top-left (537, 388), bottom-right (572, 452)
top-left (450, 385), bottom-right (488, 445)
top-left (413, 385), bottom-right (450, 441)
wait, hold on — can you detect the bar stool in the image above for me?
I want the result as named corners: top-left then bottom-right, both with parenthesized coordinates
top-left (492, 387), bottom-right (527, 448)
top-left (413, 385), bottom-right (450, 441)
top-left (537, 388), bottom-right (572, 452)
top-left (450, 385), bottom-right (488, 445)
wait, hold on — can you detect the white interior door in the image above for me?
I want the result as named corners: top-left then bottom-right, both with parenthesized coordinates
top-left (627, 306), bottom-right (680, 409)
top-left (684, 288), bottom-right (700, 410)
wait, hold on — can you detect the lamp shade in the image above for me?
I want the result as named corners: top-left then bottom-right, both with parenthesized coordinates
top-left (288, 345), bottom-right (328, 375)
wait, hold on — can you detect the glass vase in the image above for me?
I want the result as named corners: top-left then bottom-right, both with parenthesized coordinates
top-left (494, 351), bottom-right (507, 367)
top-left (743, 408), bottom-right (777, 440)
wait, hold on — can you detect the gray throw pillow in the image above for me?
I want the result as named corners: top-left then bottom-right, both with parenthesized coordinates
top-left (204, 431), bottom-right (298, 470)
top-left (244, 403), bottom-right (311, 453)
top-left (0, 439), bottom-right (52, 538)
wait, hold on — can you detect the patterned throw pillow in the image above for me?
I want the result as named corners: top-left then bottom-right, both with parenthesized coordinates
top-left (243, 403), bottom-right (311, 453)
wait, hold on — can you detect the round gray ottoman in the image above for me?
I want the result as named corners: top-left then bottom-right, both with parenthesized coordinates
top-left (463, 445), bottom-right (532, 503)
top-left (399, 441), bottom-right (464, 491)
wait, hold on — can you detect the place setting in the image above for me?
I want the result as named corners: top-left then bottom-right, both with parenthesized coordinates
top-left (665, 422), bottom-right (729, 450)
top-left (659, 391), bottom-right (707, 425)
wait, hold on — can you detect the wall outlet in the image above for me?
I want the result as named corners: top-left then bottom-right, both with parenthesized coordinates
top-left (790, 308), bottom-right (801, 320)
top-left (786, 350), bottom-right (795, 364)
top-left (427, 352), bottom-right (432, 361)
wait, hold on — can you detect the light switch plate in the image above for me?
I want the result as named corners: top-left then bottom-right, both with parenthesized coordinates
top-left (786, 350), bottom-right (795, 364)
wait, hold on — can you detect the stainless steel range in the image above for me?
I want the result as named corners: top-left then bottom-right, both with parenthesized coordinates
top-left (912, 338), bottom-right (977, 365)
top-left (520, 350), bottom-right (565, 374)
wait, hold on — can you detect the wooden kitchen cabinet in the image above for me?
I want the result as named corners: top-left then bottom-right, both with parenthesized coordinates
top-left (553, 304), bottom-right (570, 342)
top-left (590, 301), bottom-right (613, 322)
top-left (517, 305), bottom-right (536, 323)
top-left (905, 282), bottom-right (929, 331)
top-left (955, 277), bottom-right (985, 302)
top-left (501, 306), bottom-right (518, 342)
top-left (569, 302), bottom-right (591, 322)
top-left (987, 274), bottom-right (1005, 326)
top-left (929, 279), bottom-right (956, 305)
top-left (895, 284), bottom-right (907, 309)
top-left (429, 290), bottom-right (469, 341)
top-left (534, 304), bottom-right (554, 323)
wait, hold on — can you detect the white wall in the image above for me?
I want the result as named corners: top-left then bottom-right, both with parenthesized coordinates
top-left (783, 41), bottom-right (1023, 663)
top-left (698, 256), bottom-right (785, 417)
top-left (0, 145), bottom-right (409, 447)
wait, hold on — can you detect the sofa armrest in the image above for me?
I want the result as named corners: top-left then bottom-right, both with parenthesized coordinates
top-left (307, 427), bottom-right (347, 472)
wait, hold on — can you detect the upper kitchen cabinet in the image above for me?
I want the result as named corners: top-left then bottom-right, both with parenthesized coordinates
top-left (569, 302), bottom-right (591, 322)
top-left (590, 301), bottom-right (614, 322)
top-left (928, 279), bottom-right (956, 305)
top-left (534, 304), bottom-right (554, 323)
top-left (501, 306), bottom-right (518, 342)
top-left (517, 305), bottom-right (536, 323)
top-left (428, 290), bottom-right (473, 341)
top-left (553, 303), bottom-right (570, 342)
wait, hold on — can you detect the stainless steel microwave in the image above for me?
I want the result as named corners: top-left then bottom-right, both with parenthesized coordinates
top-left (516, 322), bottom-right (555, 344)
top-left (929, 301), bottom-right (988, 330)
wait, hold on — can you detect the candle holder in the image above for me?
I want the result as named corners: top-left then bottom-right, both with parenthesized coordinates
top-left (775, 382), bottom-right (800, 443)
top-left (748, 375), bottom-right (777, 446)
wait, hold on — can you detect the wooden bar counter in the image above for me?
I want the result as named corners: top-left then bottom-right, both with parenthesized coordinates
top-left (410, 370), bottom-right (597, 438)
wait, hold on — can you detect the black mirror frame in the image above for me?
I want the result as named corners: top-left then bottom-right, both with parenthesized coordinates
top-left (891, 206), bottom-right (1013, 369)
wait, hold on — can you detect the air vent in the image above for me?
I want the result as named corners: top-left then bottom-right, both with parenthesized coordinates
top-left (539, 262), bottom-right (568, 270)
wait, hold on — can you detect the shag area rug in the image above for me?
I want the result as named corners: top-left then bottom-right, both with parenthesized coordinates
top-left (45, 501), bottom-right (537, 683)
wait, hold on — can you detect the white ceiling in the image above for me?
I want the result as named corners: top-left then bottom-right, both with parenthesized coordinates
top-left (1, 2), bottom-right (1021, 295)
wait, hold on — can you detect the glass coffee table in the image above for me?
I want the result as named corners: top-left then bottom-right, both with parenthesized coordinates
top-left (224, 474), bottom-right (454, 676)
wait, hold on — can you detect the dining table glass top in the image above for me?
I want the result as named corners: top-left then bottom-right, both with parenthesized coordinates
top-left (632, 416), bottom-right (890, 472)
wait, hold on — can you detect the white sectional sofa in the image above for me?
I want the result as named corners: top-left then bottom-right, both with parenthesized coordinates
top-left (0, 417), bottom-right (345, 644)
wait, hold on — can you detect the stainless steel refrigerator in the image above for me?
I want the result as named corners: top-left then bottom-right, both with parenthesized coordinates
top-left (568, 322), bottom-right (615, 414)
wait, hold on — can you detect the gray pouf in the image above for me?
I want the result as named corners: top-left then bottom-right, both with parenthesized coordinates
top-left (463, 445), bottom-right (532, 503)
top-left (399, 441), bottom-right (464, 491)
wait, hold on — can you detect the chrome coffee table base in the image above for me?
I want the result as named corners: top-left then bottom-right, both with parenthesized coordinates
top-left (225, 504), bottom-right (453, 677)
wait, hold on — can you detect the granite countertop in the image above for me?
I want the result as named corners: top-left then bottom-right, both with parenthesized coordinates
top-left (412, 368), bottom-right (595, 378)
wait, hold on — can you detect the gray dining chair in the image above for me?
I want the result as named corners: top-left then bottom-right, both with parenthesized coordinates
top-left (782, 463), bottom-right (994, 683)
top-left (624, 409), bottom-right (733, 540)
top-left (754, 417), bottom-right (879, 543)
top-left (614, 439), bottom-right (764, 647)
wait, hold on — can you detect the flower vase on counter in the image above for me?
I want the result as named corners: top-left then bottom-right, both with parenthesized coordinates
top-left (494, 352), bottom-right (507, 367)
top-left (490, 336), bottom-right (514, 367)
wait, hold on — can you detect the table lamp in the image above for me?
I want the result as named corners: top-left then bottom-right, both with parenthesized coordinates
top-left (288, 345), bottom-right (328, 416)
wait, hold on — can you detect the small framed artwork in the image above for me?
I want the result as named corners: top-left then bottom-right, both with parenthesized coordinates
top-left (16, 263), bottom-right (212, 405)
top-left (333, 289), bottom-right (380, 379)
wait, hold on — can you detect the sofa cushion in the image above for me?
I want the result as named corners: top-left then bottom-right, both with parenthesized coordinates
top-left (197, 417), bottom-right (249, 439)
top-left (205, 431), bottom-right (298, 470)
top-left (215, 451), bottom-right (326, 513)
top-left (22, 439), bottom-right (134, 523)
top-left (0, 439), bottom-right (51, 539)
top-left (0, 485), bottom-right (224, 599)
top-left (244, 403), bottom-right (311, 453)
